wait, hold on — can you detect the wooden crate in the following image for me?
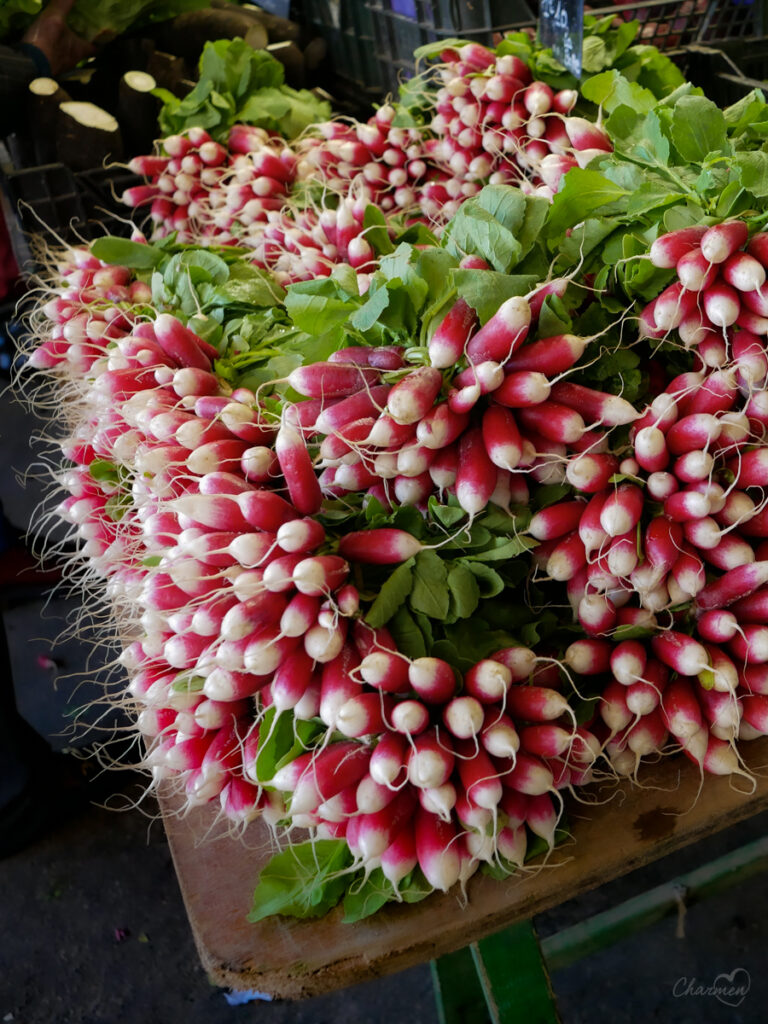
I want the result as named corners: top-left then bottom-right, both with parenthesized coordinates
top-left (160, 736), bottom-right (768, 999)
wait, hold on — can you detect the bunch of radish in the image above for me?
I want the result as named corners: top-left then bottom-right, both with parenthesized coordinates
top-left (641, 222), bottom-right (768, 358)
top-left (290, 278), bottom-right (638, 518)
top-left (120, 36), bottom-right (619, 280)
top-left (407, 42), bottom-right (611, 214)
top-left (267, 641), bottom-right (602, 889)
top-left (29, 242), bottom-right (602, 869)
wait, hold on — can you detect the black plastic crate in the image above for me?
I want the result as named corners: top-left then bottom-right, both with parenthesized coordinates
top-left (298, 0), bottom-right (383, 98)
top-left (608, 0), bottom-right (762, 51)
top-left (675, 39), bottom-right (768, 106)
top-left (367, 0), bottom-right (764, 96)
top-left (0, 163), bottom-right (139, 246)
top-left (368, 0), bottom-right (536, 95)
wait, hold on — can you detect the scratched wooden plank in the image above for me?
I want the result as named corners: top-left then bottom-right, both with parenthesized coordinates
top-left (160, 738), bottom-right (768, 999)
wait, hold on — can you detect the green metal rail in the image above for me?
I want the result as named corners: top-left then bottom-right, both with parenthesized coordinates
top-left (432, 835), bottom-right (768, 1023)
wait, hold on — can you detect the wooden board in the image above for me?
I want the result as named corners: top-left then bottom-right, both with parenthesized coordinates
top-left (160, 738), bottom-right (768, 999)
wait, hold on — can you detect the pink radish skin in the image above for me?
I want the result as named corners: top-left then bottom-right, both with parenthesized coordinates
top-left (455, 741), bottom-right (503, 810)
top-left (529, 500), bottom-right (586, 541)
top-left (442, 696), bottom-right (485, 739)
top-left (314, 385), bottom-right (391, 435)
top-left (652, 632), bottom-right (710, 676)
top-left (416, 403), bottom-right (470, 449)
top-left (275, 421), bottom-right (322, 515)
top-left (700, 220), bottom-right (749, 264)
top-left (504, 686), bottom-right (570, 722)
top-left (288, 363), bottom-right (379, 399)
top-left (503, 753), bottom-right (554, 796)
top-left (650, 226), bottom-right (707, 268)
top-left (273, 742), bottom-right (371, 815)
top-left (503, 334), bottom-right (586, 375)
top-left (565, 453), bottom-right (618, 493)
top-left (730, 626), bottom-right (768, 664)
top-left (336, 692), bottom-right (394, 738)
top-left (153, 314), bottom-right (212, 371)
top-left (702, 282), bottom-right (741, 329)
top-left (493, 371), bottom-right (550, 408)
top-left (517, 401), bottom-right (585, 444)
top-left (481, 405), bottom-right (524, 471)
top-left (387, 367), bottom-right (443, 425)
top-left (676, 248), bottom-right (719, 292)
top-left (696, 561), bottom-right (768, 610)
top-left (465, 295), bottom-right (531, 364)
top-left (480, 711), bottom-right (520, 759)
top-left (547, 531), bottom-right (587, 582)
top-left (408, 658), bottom-right (457, 704)
top-left (428, 298), bottom-right (477, 368)
top-left (414, 807), bottom-right (462, 892)
top-left (599, 484), bottom-right (644, 538)
top-left (381, 825), bottom-right (418, 888)
top-left (549, 382), bottom-right (638, 427)
top-left (369, 732), bottom-right (408, 788)
top-left (356, 774), bottom-right (398, 815)
top-left (455, 427), bottom-right (497, 517)
top-left (407, 729), bottom-right (455, 789)
top-left (280, 593), bottom-right (321, 637)
top-left (722, 251), bottom-right (766, 291)
top-left (360, 651), bottom-right (411, 694)
top-left (355, 790), bottom-right (417, 861)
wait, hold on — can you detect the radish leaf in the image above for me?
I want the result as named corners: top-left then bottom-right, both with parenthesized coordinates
top-left (365, 559), bottom-right (415, 628)
top-left (249, 840), bottom-right (353, 922)
top-left (410, 551), bottom-right (449, 618)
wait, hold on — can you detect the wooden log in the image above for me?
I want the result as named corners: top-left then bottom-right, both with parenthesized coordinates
top-left (28, 78), bottom-right (71, 165)
top-left (117, 71), bottom-right (160, 156)
top-left (152, 8), bottom-right (268, 64)
top-left (146, 51), bottom-right (190, 99)
top-left (56, 101), bottom-right (124, 171)
top-left (266, 41), bottom-right (305, 88)
top-left (210, 0), bottom-right (301, 43)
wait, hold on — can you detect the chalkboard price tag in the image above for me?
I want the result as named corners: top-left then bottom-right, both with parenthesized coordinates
top-left (539, 0), bottom-right (584, 78)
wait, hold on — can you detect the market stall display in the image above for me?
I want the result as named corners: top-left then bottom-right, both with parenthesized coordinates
top-left (11, 11), bottom-right (768, 985)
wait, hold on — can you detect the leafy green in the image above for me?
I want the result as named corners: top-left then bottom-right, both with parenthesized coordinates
top-left (365, 558), bottom-right (415, 628)
top-left (90, 237), bottom-right (164, 270)
top-left (68, 0), bottom-right (208, 41)
top-left (670, 96), bottom-right (728, 164)
top-left (157, 39), bottom-right (330, 142)
top-left (249, 841), bottom-right (353, 922)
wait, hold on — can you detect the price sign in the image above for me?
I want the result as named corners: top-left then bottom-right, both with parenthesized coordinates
top-left (539, 0), bottom-right (584, 79)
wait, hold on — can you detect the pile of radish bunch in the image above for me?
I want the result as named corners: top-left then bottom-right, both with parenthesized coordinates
top-left (125, 124), bottom-right (379, 283)
top-left (22, 200), bottom-right (768, 908)
top-left (531, 221), bottom-right (768, 780)
top-left (30, 242), bottom-right (608, 888)
top-left (121, 39), bottom-right (616, 283)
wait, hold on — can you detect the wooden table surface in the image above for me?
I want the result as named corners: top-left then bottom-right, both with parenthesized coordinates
top-left (161, 738), bottom-right (768, 999)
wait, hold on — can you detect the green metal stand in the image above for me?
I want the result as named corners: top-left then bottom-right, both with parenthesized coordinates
top-left (431, 835), bottom-right (768, 1023)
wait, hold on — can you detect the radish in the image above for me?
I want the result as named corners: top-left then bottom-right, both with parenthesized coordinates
top-left (429, 298), bottom-right (477, 368)
top-left (465, 295), bottom-right (531, 364)
top-left (272, 742), bottom-right (370, 815)
top-left (549, 382), bottom-right (638, 427)
top-left (650, 226), bottom-right (707, 268)
top-left (455, 427), bottom-right (497, 517)
top-left (414, 807), bottom-right (462, 892)
top-left (387, 367), bottom-right (443, 425)
top-left (407, 728), bottom-right (455, 789)
top-left (652, 632), bottom-right (710, 676)
top-left (504, 333), bottom-right (586, 374)
top-left (700, 220), bottom-right (749, 264)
